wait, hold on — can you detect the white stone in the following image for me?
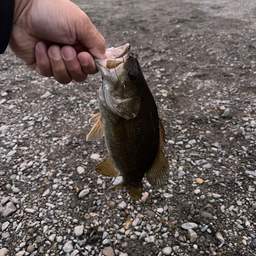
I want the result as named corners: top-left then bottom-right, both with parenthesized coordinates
top-left (90, 153), bottom-right (100, 160)
top-left (118, 201), bottom-right (126, 210)
top-left (181, 222), bottom-right (198, 230)
top-left (78, 189), bottom-right (90, 198)
top-left (2, 221), bottom-right (10, 231)
top-left (40, 91), bottom-right (51, 99)
top-left (77, 166), bottom-right (85, 174)
top-left (0, 248), bottom-right (9, 256)
top-left (63, 241), bottom-right (73, 253)
top-left (162, 246), bottom-right (172, 255)
top-left (74, 225), bottom-right (84, 236)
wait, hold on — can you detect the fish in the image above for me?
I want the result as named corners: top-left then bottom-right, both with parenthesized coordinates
top-left (86, 43), bottom-right (169, 200)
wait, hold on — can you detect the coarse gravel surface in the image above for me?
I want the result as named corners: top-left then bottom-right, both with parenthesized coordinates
top-left (1, 0), bottom-right (256, 255)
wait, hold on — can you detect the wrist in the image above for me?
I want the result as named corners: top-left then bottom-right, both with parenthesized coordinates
top-left (13, 0), bottom-right (31, 24)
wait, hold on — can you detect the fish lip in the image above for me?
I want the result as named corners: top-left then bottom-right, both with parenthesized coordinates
top-left (94, 43), bottom-right (131, 77)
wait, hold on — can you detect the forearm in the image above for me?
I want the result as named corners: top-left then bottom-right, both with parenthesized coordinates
top-left (0, 0), bottom-right (15, 53)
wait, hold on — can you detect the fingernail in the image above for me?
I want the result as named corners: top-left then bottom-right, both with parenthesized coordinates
top-left (62, 48), bottom-right (75, 61)
top-left (36, 42), bottom-right (46, 54)
top-left (49, 46), bottom-right (61, 61)
top-left (80, 58), bottom-right (89, 67)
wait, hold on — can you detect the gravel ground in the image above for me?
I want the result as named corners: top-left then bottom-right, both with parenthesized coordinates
top-left (1, 0), bottom-right (256, 255)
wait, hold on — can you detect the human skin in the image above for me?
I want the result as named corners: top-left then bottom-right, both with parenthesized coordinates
top-left (10, 0), bottom-right (106, 84)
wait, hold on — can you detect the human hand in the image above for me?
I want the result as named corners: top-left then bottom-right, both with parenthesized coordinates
top-left (10, 0), bottom-right (105, 84)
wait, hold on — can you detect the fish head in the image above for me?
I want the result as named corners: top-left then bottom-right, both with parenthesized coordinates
top-left (95, 43), bottom-right (142, 119)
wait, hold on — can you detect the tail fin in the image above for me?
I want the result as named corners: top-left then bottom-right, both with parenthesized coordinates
top-left (125, 184), bottom-right (143, 201)
top-left (110, 182), bottom-right (143, 201)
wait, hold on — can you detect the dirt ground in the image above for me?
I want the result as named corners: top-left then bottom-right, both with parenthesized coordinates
top-left (1, 0), bottom-right (256, 255)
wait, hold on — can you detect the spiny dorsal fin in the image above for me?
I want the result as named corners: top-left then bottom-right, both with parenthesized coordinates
top-left (146, 119), bottom-right (169, 186)
top-left (89, 113), bottom-right (101, 124)
top-left (95, 156), bottom-right (119, 177)
top-left (86, 116), bottom-right (104, 141)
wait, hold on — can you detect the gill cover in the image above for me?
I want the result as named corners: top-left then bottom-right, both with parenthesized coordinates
top-left (95, 44), bottom-right (141, 120)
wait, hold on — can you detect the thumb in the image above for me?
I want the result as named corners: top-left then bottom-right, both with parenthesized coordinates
top-left (76, 12), bottom-right (106, 58)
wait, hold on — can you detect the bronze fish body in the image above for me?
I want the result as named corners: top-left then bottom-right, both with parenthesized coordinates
top-left (87, 43), bottom-right (168, 200)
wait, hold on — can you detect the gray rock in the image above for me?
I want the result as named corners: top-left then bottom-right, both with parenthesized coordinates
top-left (2, 221), bottom-right (10, 231)
top-left (102, 246), bottom-right (115, 256)
top-left (0, 248), bottom-right (9, 256)
top-left (188, 229), bottom-right (198, 242)
top-left (27, 245), bottom-right (35, 253)
top-left (15, 251), bottom-right (26, 256)
top-left (1, 202), bottom-right (17, 217)
top-left (222, 108), bottom-right (230, 117)
top-left (216, 232), bottom-right (225, 246)
top-left (132, 218), bottom-right (142, 226)
top-left (181, 222), bottom-right (198, 230)
top-left (90, 153), bottom-right (100, 160)
top-left (2, 232), bottom-right (10, 239)
top-left (245, 170), bottom-right (256, 177)
top-left (12, 186), bottom-right (20, 194)
top-left (74, 225), bottom-right (84, 236)
top-left (78, 189), bottom-right (90, 198)
top-left (77, 166), bottom-right (85, 174)
top-left (118, 201), bottom-right (127, 210)
top-left (203, 163), bottom-right (211, 169)
top-left (102, 231), bottom-right (109, 239)
top-left (7, 150), bottom-right (16, 157)
top-left (63, 241), bottom-right (73, 253)
top-left (201, 211), bottom-right (213, 219)
top-left (102, 239), bottom-right (111, 245)
top-left (145, 236), bottom-right (155, 243)
top-left (25, 208), bottom-right (36, 214)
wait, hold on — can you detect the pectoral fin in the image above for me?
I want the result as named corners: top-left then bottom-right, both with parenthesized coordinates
top-left (96, 156), bottom-right (119, 177)
top-left (146, 119), bottom-right (169, 186)
top-left (89, 113), bottom-right (101, 124)
top-left (86, 113), bottom-right (104, 141)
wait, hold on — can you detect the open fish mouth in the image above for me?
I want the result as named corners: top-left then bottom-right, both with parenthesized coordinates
top-left (95, 43), bottom-right (131, 76)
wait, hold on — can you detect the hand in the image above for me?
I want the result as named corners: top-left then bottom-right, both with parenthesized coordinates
top-left (10, 0), bottom-right (105, 84)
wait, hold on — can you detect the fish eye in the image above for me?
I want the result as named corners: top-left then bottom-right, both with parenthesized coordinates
top-left (128, 71), bottom-right (137, 81)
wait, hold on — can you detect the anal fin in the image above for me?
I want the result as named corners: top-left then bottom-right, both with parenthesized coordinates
top-left (86, 113), bottom-right (104, 141)
top-left (95, 156), bottom-right (119, 177)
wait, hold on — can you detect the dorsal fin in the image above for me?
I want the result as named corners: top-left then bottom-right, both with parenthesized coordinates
top-left (146, 118), bottom-right (169, 186)
top-left (86, 114), bottom-right (104, 141)
top-left (95, 156), bottom-right (119, 177)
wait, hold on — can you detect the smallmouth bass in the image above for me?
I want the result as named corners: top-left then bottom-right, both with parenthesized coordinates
top-left (87, 43), bottom-right (169, 200)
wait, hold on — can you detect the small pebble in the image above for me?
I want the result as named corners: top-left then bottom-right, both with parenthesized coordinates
top-left (74, 225), bottom-right (84, 236)
top-left (162, 246), bottom-right (172, 255)
top-left (102, 246), bottom-right (115, 256)
top-left (181, 222), bottom-right (198, 230)
top-left (78, 189), bottom-right (90, 198)
top-left (77, 166), bottom-right (85, 174)
top-left (63, 241), bottom-right (73, 253)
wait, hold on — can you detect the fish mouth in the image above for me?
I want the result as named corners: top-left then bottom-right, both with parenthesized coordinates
top-left (95, 43), bottom-right (130, 77)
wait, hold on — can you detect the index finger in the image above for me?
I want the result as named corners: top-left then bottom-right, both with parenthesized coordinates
top-left (76, 13), bottom-right (106, 59)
